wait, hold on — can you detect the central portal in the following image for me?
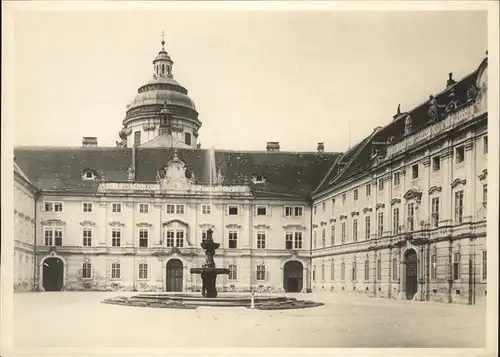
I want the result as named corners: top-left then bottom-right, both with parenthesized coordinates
top-left (283, 261), bottom-right (303, 292)
top-left (42, 257), bottom-right (64, 291)
top-left (405, 249), bottom-right (418, 300)
top-left (166, 259), bottom-right (183, 292)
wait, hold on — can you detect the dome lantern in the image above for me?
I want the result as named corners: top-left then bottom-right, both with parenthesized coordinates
top-left (153, 31), bottom-right (174, 79)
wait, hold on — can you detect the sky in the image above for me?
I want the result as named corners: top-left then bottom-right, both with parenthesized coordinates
top-left (11, 7), bottom-right (488, 152)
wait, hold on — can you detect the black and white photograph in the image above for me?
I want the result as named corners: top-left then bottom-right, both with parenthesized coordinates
top-left (1, 1), bottom-right (498, 357)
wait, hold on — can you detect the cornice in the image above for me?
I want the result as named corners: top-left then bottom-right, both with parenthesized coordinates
top-left (428, 185), bottom-right (442, 195)
top-left (451, 178), bottom-right (467, 189)
top-left (390, 198), bottom-right (401, 206)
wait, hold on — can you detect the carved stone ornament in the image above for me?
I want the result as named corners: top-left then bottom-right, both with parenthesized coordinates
top-left (109, 221), bottom-right (125, 227)
top-left (428, 185), bottom-right (442, 195)
top-left (329, 218), bottom-right (336, 223)
top-left (225, 224), bottom-right (241, 229)
top-left (390, 198), bottom-right (401, 206)
top-left (136, 222), bottom-right (153, 228)
top-left (163, 219), bottom-right (188, 227)
top-left (403, 189), bottom-right (422, 203)
top-left (467, 85), bottom-right (478, 101)
top-left (451, 178), bottom-right (467, 189)
top-left (254, 224), bottom-right (270, 229)
top-left (375, 203), bottom-right (385, 210)
top-left (41, 219), bottom-right (66, 226)
top-left (404, 115), bottom-right (412, 136)
top-left (428, 95), bottom-right (439, 122)
top-left (127, 166), bottom-right (135, 182)
top-left (362, 207), bottom-right (372, 214)
top-left (478, 169), bottom-right (487, 181)
top-left (283, 224), bottom-right (306, 230)
top-left (350, 211), bottom-right (359, 217)
top-left (320, 221), bottom-right (328, 226)
top-left (339, 215), bottom-right (348, 221)
top-left (80, 220), bottom-right (96, 226)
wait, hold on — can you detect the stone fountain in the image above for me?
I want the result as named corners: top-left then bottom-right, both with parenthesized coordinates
top-left (190, 228), bottom-right (229, 298)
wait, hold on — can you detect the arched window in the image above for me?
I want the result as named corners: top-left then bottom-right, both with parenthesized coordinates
top-left (162, 64), bottom-right (165, 74)
top-left (185, 132), bottom-right (192, 146)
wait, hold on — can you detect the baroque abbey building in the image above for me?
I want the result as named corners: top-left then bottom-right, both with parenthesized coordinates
top-left (13, 39), bottom-right (489, 305)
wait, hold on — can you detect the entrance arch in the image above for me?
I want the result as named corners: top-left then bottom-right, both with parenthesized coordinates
top-left (42, 257), bottom-right (65, 291)
top-left (404, 249), bottom-right (418, 300)
top-left (283, 260), bottom-right (303, 293)
top-left (166, 259), bottom-right (183, 292)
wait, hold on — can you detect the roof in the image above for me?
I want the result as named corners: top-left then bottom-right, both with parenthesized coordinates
top-left (13, 146), bottom-right (339, 199)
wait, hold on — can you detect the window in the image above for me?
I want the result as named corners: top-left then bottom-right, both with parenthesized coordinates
top-left (83, 228), bottom-right (92, 247)
top-left (483, 136), bottom-right (488, 154)
top-left (44, 229), bottom-right (53, 246)
top-left (376, 258), bottom-right (382, 281)
top-left (321, 264), bottom-right (325, 281)
top-left (312, 266), bottom-right (316, 281)
top-left (285, 233), bottom-right (293, 249)
top-left (366, 184), bottom-right (371, 196)
top-left (454, 191), bottom-right (464, 223)
top-left (257, 232), bottom-right (266, 249)
top-left (139, 263), bottom-right (148, 279)
top-left (284, 206), bottom-right (302, 217)
top-left (330, 225), bottom-right (336, 246)
top-left (331, 198), bottom-right (336, 212)
top-left (111, 263), bottom-right (121, 279)
top-left (322, 202), bottom-right (326, 211)
top-left (228, 231), bottom-right (238, 249)
top-left (432, 156), bottom-right (441, 172)
top-left (353, 219), bottom-right (358, 242)
top-left (112, 203), bottom-right (122, 213)
top-left (176, 231), bottom-right (184, 247)
top-left (254, 175), bottom-right (264, 183)
top-left (54, 229), bottom-right (63, 246)
top-left (134, 131), bottom-right (141, 146)
top-left (256, 206), bottom-right (267, 216)
top-left (431, 254), bottom-right (437, 280)
top-left (341, 222), bottom-right (346, 244)
top-left (82, 263), bottom-right (92, 279)
top-left (176, 205), bottom-right (185, 214)
top-left (85, 171), bottom-right (94, 179)
top-left (431, 197), bottom-right (440, 227)
top-left (377, 212), bottom-right (384, 238)
top-left (455, 146), bottom-right (465, 164)
top-left (313, 231), bottom-right (317, 248)
top-left (482, 251), bottom-right (487, 280)
top-left (330, 261), bottom-right (335, 281)
top-left (341, 262), bottom-right (345, 281)
top-left (353, 189), bottom-right (358, 201)
top-left (321, 228), bottom-right (326, 246)
top-left (407, 203), bottom-right (415, 231)
top-left (294, 232), bottom-right (303, 249)
top-left (364, 260), bottom-right (370, 281)
top-left (365, 216), bottom-right (371, 239)
top-left (112, 229), bottom-right (121, 247)
top-left (44, 202), bottom-right (53, 212)
top-left (393, 208), bottom-right (400, 234)
top-left (166, 204), bottom-right (175, 214)
top-left (392, 257), bottom-right (398, 280)
top-left (453, 253), bottom-right (460, 280)
top-left (483, 184), bottom-right (487, 206)
top-left (256, 265), bottom-right (266, 281)
top-left (53, 202), bottom-right (63, 212)
top-left (165, 230), bottom-right (175, 247)
top-left (139, 204), bottom-right (149, 214)
top-left (378, 179), bottom-right (384, 191)
top-left (83, 202), bottom-right (93, 212)
top-left (352, 261), bottom-right (357, 281)
top-left (139, 229), bottom-right (149, 248)
top-left (313, 205), bottom-right (317, 215)
top-left (185, 132), bottom-right (192, 146)
top-left (228, 264), bottom-right (237, 280)
top-left (393, 172), bottom-right (400, 186)
top-left (412, 164), bottom-right (419, 179)
top-left (202, 205), bottom-right (211, 215)
top-left (342, 194), bottom-right (346, 205)
top-left (228, 206), bottom-right (238, 215)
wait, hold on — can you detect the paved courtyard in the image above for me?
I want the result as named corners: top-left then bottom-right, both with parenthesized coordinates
top-left (13, 291), bottom-right (486, 353)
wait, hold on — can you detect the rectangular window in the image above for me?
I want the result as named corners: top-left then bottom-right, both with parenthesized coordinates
top-left (165, 230), bottom-right (175, 247)
top-left (256, 206), bottom-right (267, 216)
top-left (453, 252), bottom-right (460, 280)
top-left (176, 231), bottom-right (184, 247)
top-left (312, 266), bottom-right (316, 281)
top-left (364, 260), bottom-right (370, 281)
top-left (342, 194), bottom-right (346, 205)
top-left (285, 233), bottom-right (293, 249)
top-left (257, 231), bottom-right (266, 249)
top-left (431, 197), bottom-right (440, 227)
top-left (44, 202), bottom-right (53, 212)
top-left (353, 189), bottom-right (358, 201)
top-left (330, 225), bottom-right (335, 246)
top-left (432, 156), bottom-right (441, 172)
top-left (407, 203), bottom-right (415, 231)
top-left (366, 184), bottom-right (371, 196)
top-left (482, 251), bottom-right (487, 280)
top-left (341, 222), bottom-right (346, 244)
top-left (54, 202), bottom-right (63, 212)
top-left (284, 206), bottom-right (302, 216)
top-left (483, 136), bottom-right (488, 154)
top-left (431, 254), bottom-right (437, 280)
top-left (256, 265), bottom-right (266, 281)
top-left (83, 228), bottom-right (92, 247)
top-left (455, 146), bottom-right (465, 164)
top-left (228, 231), bottom-right (238, 249)
top-left (313, 231), bottom-right (317, 248)
top-left (353, 219), bottom-right (358, 242)
top-left (321, 228), bottom-right (326, 246)
top-left (112, 203), bottom-right (122, 213)
top-left (321, 264), bottom-right (325, 281)
top-left (352, 261), bottom-right (357, 281)
top-left (83, 202), bottom-right (93, 212)
top-left (322, 202), bottom-right (326, 211)
top-left (82, 263), bottom-right (92, 279)
top-left (378, 179), bottom-right (384, 191)
top-left (294, 232), bottom-right (303, 249)
top-left (202, 205), bottom-right (211, 215)
top-left (331, 198), bottom-right (336, 212)
top-left (138, 263), bottom-right (148, 279)
top-left (377, 258), bottom-right (382, 281)
top-left (412, 164), bottom-right (419, 179)
top-left (341, 262), bottom-right (345, 281)
top-left (166, 204), bottom-right (175, 214)
top-left (393, 172), bottom-right (400, 186)
top-left (176, 204), bottom-right (185, 214)
top-left (454, 191), bottom-right (464, 223)
top-left (377, 212), bottom-right (384, 238)
top-left (139, 229), bottom-right (149, 248)
top-left (330, 261), bottom-right (335, 281)
top-left (294, 207), bottom-right (303, 216)
top-left (44, 229), bottom-right (53, 246)
top-left (111, 263), bottom-right (121, 279)
top-left (228, 206), bottom-right (238, 215)
top-left (393, 207), bottom-right (400, 234)
top-left (483, 184), bottom-right (487, 206)
top-left (139, 204), bottom-right (149, 214)
top-left (313, 205), bottom-right (317, 215)
top-left (54, 229), bottom-right (63, 246)
top-left (134, 131), bottom-right (141, 146)
top-left (365, 216), bottom-right (371, 239)
top-left (112, 229), bottom-right (121, 247)
top-left (228, 264), bottom-right (237, 280)
top-left (392, 257), bottom-right (398, 280)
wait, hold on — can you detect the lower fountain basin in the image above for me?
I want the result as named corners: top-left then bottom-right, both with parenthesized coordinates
top-left (101, 293), bottom-right (324, 310)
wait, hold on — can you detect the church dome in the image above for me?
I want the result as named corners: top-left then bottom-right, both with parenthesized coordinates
top-left (128, 79), bottom-right (197, 111)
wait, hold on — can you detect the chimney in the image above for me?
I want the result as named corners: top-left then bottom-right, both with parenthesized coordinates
top-left (266, 141), bottom-right (280, 152)
top-left (82, 137), bottom-right (98, 147)
top-left (446, 72), bottom-right (456, 88)
top-left (317, 142), bottom-right (324, 153)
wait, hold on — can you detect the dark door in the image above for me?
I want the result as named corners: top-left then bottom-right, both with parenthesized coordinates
top-left (283, 261), bottom-right (303, 293)
top-left (166, 259), bottom-right (183, 292)
top-left (43, 258), bottom-right (64, 291)
top-left (405, 250), bottom-right (418, 300)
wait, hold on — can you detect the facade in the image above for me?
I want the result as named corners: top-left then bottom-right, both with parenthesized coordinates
top-left (311, 56), bottom-right (488, 305)
top-left (12, 39), bottom-right (488, 304)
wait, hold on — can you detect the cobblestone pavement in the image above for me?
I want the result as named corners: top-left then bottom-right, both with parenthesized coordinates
top-left (13, 291), bottom-right (486, 352)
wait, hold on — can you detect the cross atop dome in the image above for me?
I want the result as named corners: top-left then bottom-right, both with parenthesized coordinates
top-left (161, 30), bottom-right (166, 50)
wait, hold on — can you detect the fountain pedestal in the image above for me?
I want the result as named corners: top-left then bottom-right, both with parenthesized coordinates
top-left (190, 229), bottom-right (229, 298)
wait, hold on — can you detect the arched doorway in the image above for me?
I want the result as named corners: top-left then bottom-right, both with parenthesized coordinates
top-left (283, 261), bottom-right (303, 293)
top-left (166, 259), bottom-right (183, 292)
top-left (42, 257), bottom-right (64, 291)
top-left (404, 249), bottom-right (418, 300)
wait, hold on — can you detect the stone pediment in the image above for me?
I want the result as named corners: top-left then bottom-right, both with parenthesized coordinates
top-left (156, 150), bottom-right (195, 190)
top-left (451, 178), bottom-right (467, 189)
top-left (403, 189), bottom-right (422, 203)
top-left (428, 186), bottom-right (442, 195)
top-left (41, 219), bottom-right (66, 226)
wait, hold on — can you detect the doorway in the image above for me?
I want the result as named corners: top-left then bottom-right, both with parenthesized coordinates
top-left (283, 261), bottom-right (303, 293)
top-left (42, 257), bottom-right (64, 291)
top-left (405, 249), bottom-right (418, 300)
top-left (166, 259), bottom-right (183, 292)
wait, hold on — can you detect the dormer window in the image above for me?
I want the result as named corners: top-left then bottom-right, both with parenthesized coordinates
top-left (82, 170), bottom-right (97, 181)
top-left (252, 175), bottom-right (266, 184)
